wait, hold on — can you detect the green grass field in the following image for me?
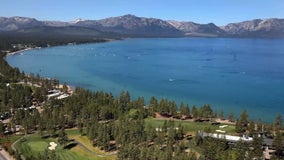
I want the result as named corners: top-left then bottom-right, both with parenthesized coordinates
top-left (145, 118), bottom-right (236, 134)
top-left (15, 136), bottom-right (78, 160)
top-left (14, 134), bottom-right (116, 160)
top-left (0, 135), bottom-right (22, 145)
top-left (27, 141), bottom-right (49, 152)
top-left (66, 129), bottom-right (116, 160)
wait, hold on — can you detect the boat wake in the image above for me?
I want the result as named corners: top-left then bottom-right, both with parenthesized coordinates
top-left (168, 78), bottom-right (175, 82)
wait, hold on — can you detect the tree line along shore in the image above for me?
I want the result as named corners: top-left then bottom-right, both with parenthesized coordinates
top-left (0, 39), bottom-right (284, 160)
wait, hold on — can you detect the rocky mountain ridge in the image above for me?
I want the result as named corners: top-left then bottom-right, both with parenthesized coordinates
top-left (0, 15), bottom-right (283, 38)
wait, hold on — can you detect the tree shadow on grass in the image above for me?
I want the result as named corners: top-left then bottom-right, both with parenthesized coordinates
top-left (64, 142), bottom-right (78, 149)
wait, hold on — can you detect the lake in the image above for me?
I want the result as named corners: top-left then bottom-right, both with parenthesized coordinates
top-left (6, 38), bottom-right (284, 122)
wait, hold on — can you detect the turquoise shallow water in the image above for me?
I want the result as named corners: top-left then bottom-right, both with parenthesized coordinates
top-left (6, 38), bottom-right (284, 122)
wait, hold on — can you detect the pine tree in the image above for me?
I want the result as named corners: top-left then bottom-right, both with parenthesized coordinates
top-left (88, 124), bottom-right (96, 143)
top-left (191, 105), bottom-right (198, 118)
top-left (272, 129), bottom-right (284, 158)
top-left (146, 123), bottom-right (156, 142)
top-left (257, 118), bottom-right (263, 133)
top-left (228, 112), bottom-right (234, 122)
top-left (139, 145), bottom-right (147, 160)
top-left (58, 127), bottom-right (68, 148)
top-left (76, 118), bottom-right (84, 136)
top-left (180, 102), bottom-right (190, 117)
top-left (202, 137), bottom-right (226, 160)
top-left (235, 140), bottom-right (248, 160)
top-left (176, 123), bottom-right (184, 140)
top-left (249, 135), bottom-right (263, 159)
top-left (236, 110), bottom-right (248, 133)
top-left (219, 110), bottom-right (224, 120)
top-left (248, 120), bottom-right (256, 136)
top-left (148, 97), bottom-right (156, 117)
top-left (274, 114), bottom-right (282, 131)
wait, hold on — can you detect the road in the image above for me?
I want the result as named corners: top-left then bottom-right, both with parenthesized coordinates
top-left (0, 149), bottom-right (15, 160)
top-left (0, 151), bottom-right (8, 160)
top-left (11, 135), bottom-right (27, 160)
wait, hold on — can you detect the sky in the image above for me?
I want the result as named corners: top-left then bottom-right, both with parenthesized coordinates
top-left (0, 0), bottom-right (283, 25)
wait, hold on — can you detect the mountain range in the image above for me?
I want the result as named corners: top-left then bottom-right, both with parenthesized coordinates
top-left (0, 14), bottom-right (283, 38)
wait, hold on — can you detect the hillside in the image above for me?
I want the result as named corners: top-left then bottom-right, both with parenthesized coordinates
top-left (222, 18), bottom-right (284, 38)
top-left (0, 15), bottom-right (283, 38)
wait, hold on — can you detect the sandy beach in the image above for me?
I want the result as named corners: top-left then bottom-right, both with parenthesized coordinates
top-left (6, 48), bottom-right (34, 56)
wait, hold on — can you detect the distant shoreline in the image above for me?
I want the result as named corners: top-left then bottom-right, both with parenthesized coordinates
top-left (6, 47), bottom-right (35, 56)
top-left (5, 47), bottom-right (77, 94)
top-left (4, 38), bottom-right (115, 57)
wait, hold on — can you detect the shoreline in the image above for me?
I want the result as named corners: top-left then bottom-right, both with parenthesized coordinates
top-left (6, 47), bottom-right (36, 56)
top-left (5, 46), bottom-right (76, 94)
top-left (5, 38), bottom-right (116, 57)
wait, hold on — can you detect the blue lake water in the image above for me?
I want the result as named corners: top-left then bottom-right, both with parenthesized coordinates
top-left (6, 38), bottom-right (284, 122)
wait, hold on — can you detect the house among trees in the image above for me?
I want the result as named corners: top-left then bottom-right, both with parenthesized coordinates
top-left (198, 130), bottom-right (253, 144)
top-left (47, 89), bottom-right (70, 100)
